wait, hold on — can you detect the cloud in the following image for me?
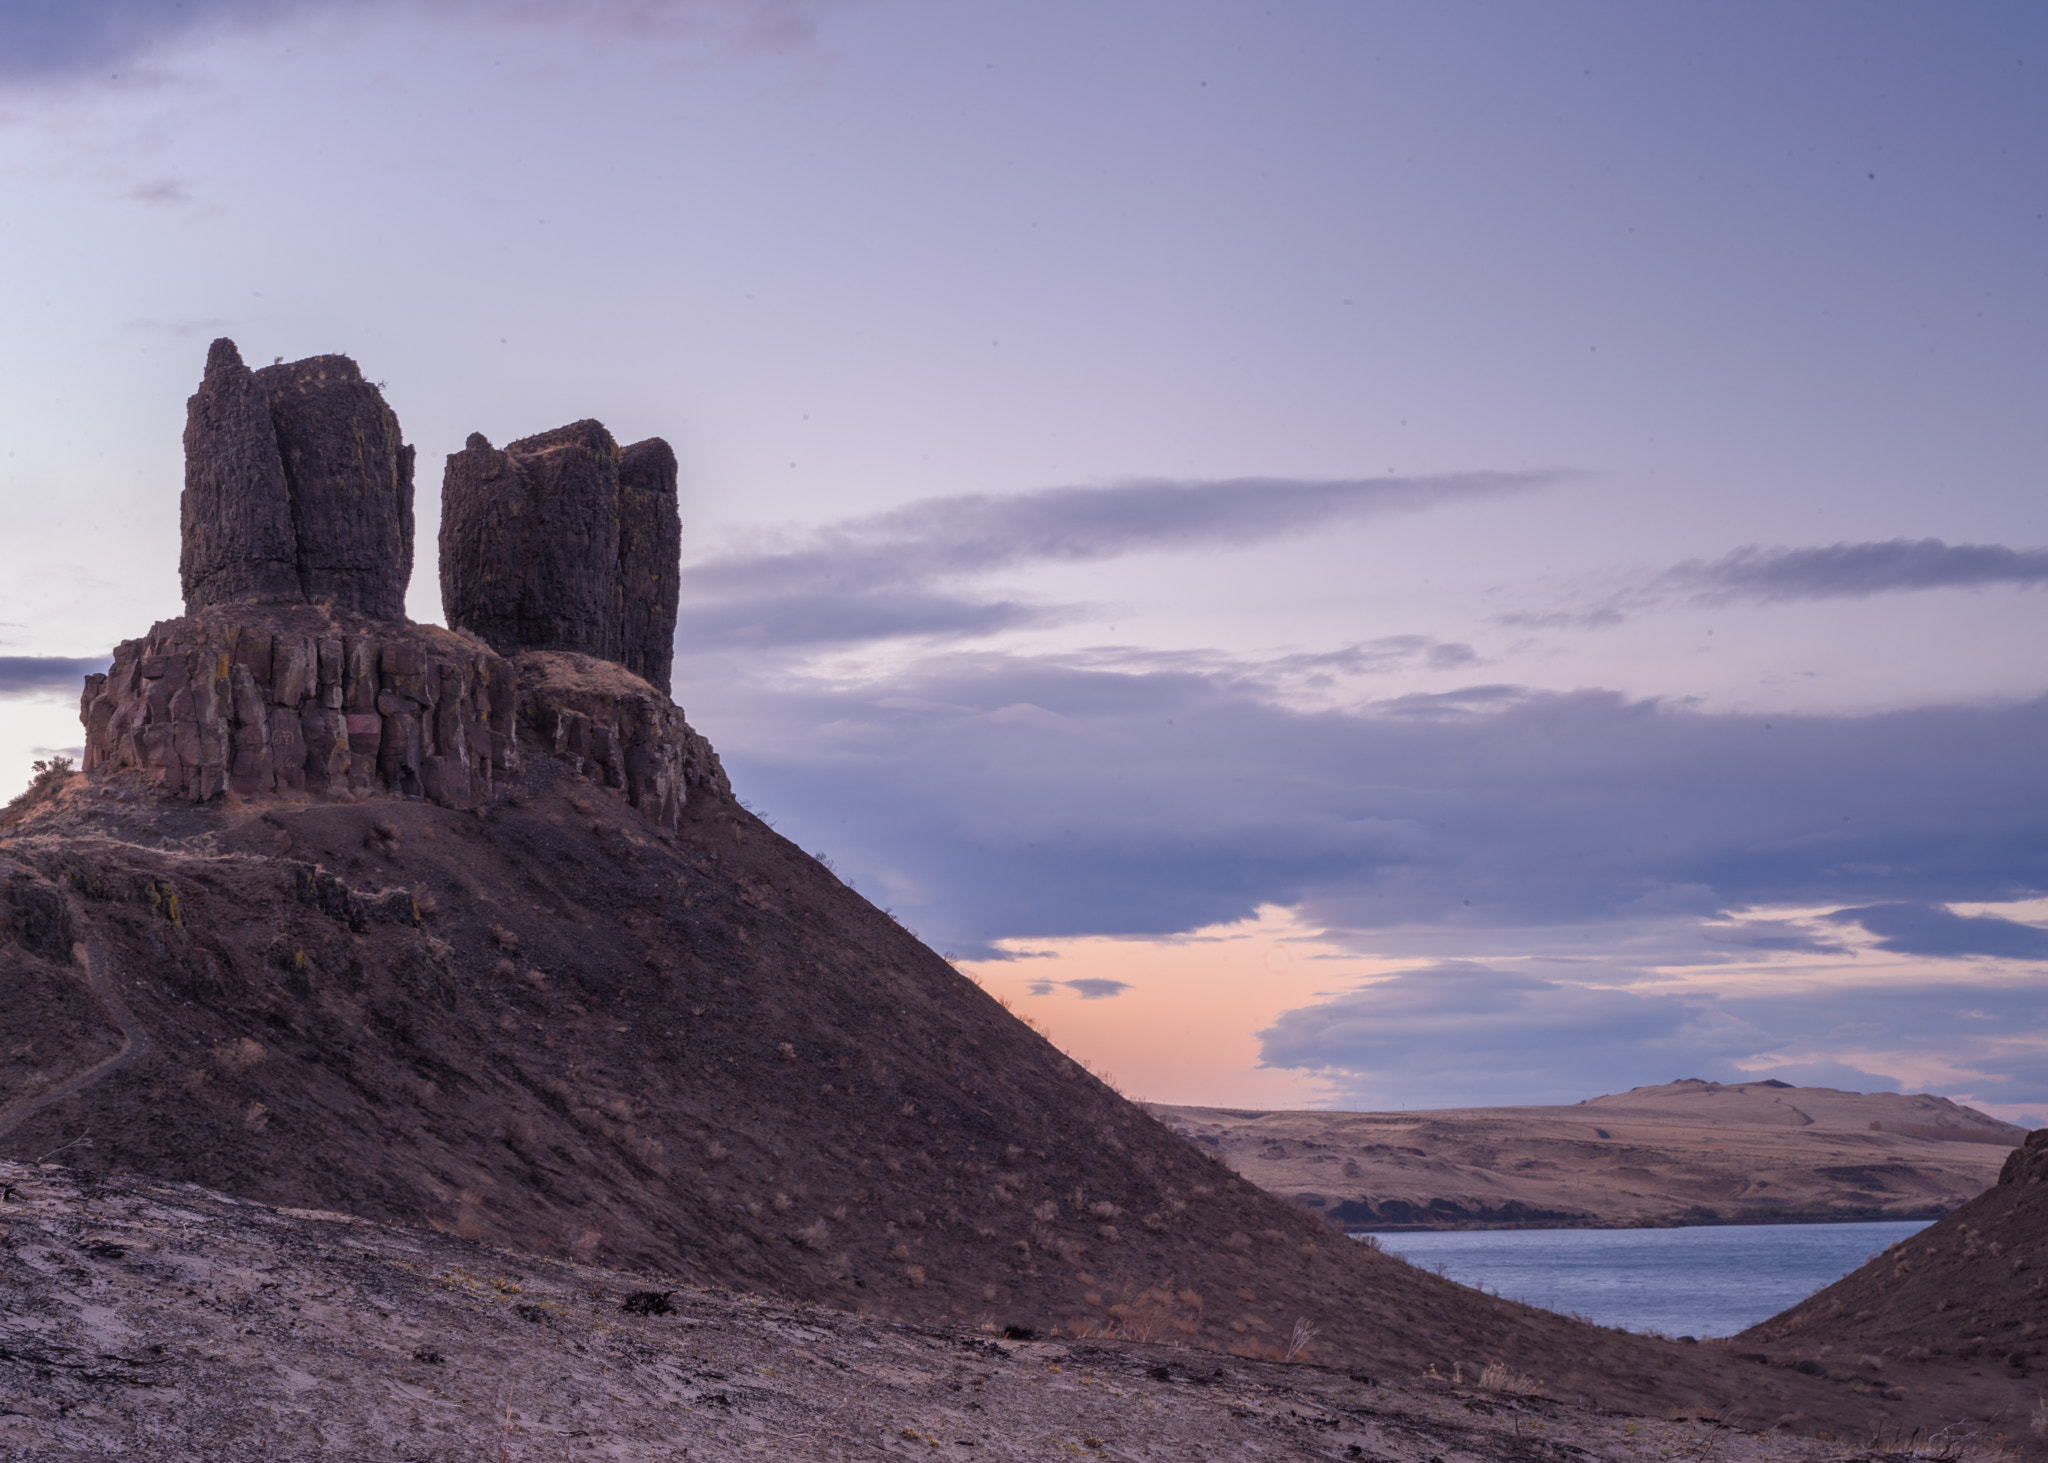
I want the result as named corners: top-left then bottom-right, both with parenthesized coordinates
top-left (679, 472), bottom-right (1551, 651)
top-left (125, 177), bottom-right (194, 206)
top-left (1254, 960), bottom-right (2044, 1110)
top-left (0, 656), bottom-right (112, 695)
top-left (1026, 977), bottom-right (1132, 1000)
top-left (690, 640), bottom-right (2048, 962)
top-left (1500, 537), bottom-right (2048, 629)
top-left (1826, 903), bottom-right (2048, 960)
top-left (0, 0), bottom-right (842, 84)
top-left (1673, 540), bottom-right (2048, 604)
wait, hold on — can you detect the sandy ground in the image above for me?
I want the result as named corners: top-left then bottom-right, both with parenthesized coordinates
top-left (1150, 1080), bottom-right (2021, 1229)
top-left (0, 1159), bottom-right (2004, 1463)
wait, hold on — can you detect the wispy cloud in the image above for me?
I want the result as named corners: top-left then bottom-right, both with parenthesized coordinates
top-left (681, 472), bottom-right (1553, 650)
top-left (0, 0), bottom-right (848, 85)
top-left (1827, 902), bottom-right (2048, 960)
top-left (0, 656), bottom-right (112, 695)
top-left (1255, 959), bottom-right (2047, 1110)
top-left (1672, 539), bottom-right (2048, 604)
top-left (1501, 537), bottom-right (2048, 629)
top-left (1027, 977), bottom-right (1132, 1000)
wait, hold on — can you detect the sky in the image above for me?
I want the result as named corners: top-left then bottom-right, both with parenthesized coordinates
top-left (1, 0), bottom-right (2043, 1122)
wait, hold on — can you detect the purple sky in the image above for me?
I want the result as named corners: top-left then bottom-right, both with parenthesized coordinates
top-left (1, 0), bottom-right (2043, 1118)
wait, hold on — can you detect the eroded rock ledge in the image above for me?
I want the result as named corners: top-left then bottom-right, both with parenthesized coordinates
top-left (78, 608), bottom-right (725, 831)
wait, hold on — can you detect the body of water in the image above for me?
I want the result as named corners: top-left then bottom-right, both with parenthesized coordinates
top-left (1358, 1220), bottom-right (1932, 1338)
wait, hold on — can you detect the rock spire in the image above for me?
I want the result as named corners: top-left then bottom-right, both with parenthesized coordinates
top-left (179, 339), bottom-right (416, 619)
top-left (440, 421), bottom-right (681, 695)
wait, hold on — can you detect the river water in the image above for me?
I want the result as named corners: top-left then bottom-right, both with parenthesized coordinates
top-left (1357, 1219), bottom-right (1933, 1338)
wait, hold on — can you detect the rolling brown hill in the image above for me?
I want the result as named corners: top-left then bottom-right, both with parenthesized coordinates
top-left (1151, 1080), bottom-right (2020, 1230)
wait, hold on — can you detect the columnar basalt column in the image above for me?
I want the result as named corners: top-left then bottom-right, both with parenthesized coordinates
top-left (616, 436), bottom-right (681, 695)
top-left (443, 419), bottom-right (681, 672)
top-left (179, 339), bottom-right (417, 617)
top-left (254, 355), bottom-right (416, 619)
top-left (180, 339), bottom-right (300, 611)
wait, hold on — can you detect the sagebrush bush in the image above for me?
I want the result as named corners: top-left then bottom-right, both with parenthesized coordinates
top-left (6, 755), bottom-right (73, 814)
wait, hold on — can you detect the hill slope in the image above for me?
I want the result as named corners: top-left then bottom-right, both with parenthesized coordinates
top-left (1733, 1128), bottom-right (2048, 1442)
top-left (1150, 1080), bottom-right (2018, 1229)
top-left (1, 1157), bottom-right (1890, 1463)
top-left (0, 667), bottom-right (1927, 1437)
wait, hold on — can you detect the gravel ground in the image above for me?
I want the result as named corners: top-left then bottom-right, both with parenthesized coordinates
top-left (0, 1161), bottom-right (1985, 1463)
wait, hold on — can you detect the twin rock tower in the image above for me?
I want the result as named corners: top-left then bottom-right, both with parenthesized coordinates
top-left (179, 338), bottom-right (680, 696)
top-left (80, 340), bottom-right (720, 828)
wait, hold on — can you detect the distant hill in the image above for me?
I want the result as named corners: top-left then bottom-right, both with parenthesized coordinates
top-left (1148, 1079), bottom-right (2022, 1230)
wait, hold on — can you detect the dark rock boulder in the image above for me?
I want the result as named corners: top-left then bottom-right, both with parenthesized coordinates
top-left (440, 421), bottom-right (623, 664)
top-left (253, 355), bottom-right (415, 619)
top-left (616, 436), bottom-right (680, 695)
top-left (180, 339), bottom-right (300, 611)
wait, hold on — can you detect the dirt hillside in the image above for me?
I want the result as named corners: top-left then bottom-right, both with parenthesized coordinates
top-left (0, 694), bottom-right (1969, 1441)
top-left (1732, 1128), bottom-right (2048, 1444)
top-left (1150, 1080), bottom-right (2019, 1229)
top-left (4, 1157), bottom-right (1937, 1463)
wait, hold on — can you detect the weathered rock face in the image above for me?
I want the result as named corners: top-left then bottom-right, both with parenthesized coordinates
top-left (616, 436), bottom-right (681, 695)
top-left (103, 341), bottom-right (707, 828)
top-left (178, 340), bottom-right (416, 618)
top-left (77, 613), bottom-right (723, 831)
top-left (180, 339), bottom-right (300, 610)
top-left (440, 422), bottom-right (680, 692)
top-left (1999, 1126), bottom-right (2048, 1186)
top-left (254, 354), bottom-right (416, 620)
top-left (79, 608), bottom-right (517, 807)
top-left (514, 651), bottom-right (726, 830)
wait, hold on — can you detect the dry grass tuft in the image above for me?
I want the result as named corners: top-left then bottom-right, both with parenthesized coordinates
top-left (1478, 1361), bottom-right (1543, 1396)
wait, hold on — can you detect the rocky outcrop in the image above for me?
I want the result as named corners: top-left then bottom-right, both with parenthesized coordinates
top-left (178, 340), bottom-right (415, 618)
top-left (254, 354), bottom-right (415, 620)
top-left (180, 339), bottom-right (300, 610)
top-left (514, 651), bottom-right (726, 830)
top-left (76, 615), bottom-right (720, 830)
top-left (1999, 1126), bottom-right (2048, 1186)
top-left (79, 608), bottom-right (516, 807)
top-left (439, 422), bottom-right (680, 693)
top-left (615, 436), bottom-right (681, 694)
top-left (91, 341), bottom-right (705, 828)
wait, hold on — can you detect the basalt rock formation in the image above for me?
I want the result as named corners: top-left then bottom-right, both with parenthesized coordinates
top-left (90, 341), bottom-right (712, 831)
top-left (180, 340), bottom-right (414, 619)
top-left (440, 419), bottom-right (681, 695)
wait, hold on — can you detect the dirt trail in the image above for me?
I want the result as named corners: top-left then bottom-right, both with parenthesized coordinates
top-left (0, 916), bottom-right (154, 1145)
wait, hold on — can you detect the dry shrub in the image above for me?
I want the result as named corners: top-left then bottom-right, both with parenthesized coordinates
top-left (1478, 1362), bottom-right (1542, 1396)
top-left (772, 1192), bottom-right (794, 1213)
top-left (1088, 1201), bottom-right (1120, 1220)
top-left (1283, 1317), bottom-right (1320, 1362)
top-left (904, 1265), bottom-right (926, 1288)
top-left (213, 1037), bottom-right (266, 1071)
top-left (6, 755), bottom-right (73, 814)
top-left (487, 923), bottom-right (520, 953)
top-left (1032, 1200), bottom-right (1059, 1222)
top-left (705, 1141), bottom-right (728, 1161)
top-left (776, 1042), bottom-right (796, 1062)
top-left (891, 1243), bottom-right (911, 1261)
top-left (492, 957), bottom-right (517, 979)
top-left (796, 1220), bottom-right (830, 1251)
top-left (1223, 1231), bottom-right (1252, 1253)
